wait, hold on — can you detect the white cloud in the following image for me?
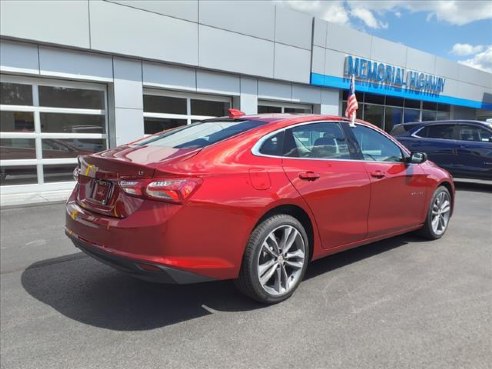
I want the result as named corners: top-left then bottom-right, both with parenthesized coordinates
top-left (451, 43), bottom-right (485, 56)
top-left (275, 0), bottom-right (350, 26)
top-left (458, 46), bottom-right (492, 73)
top-left (350, 7), bottom-right (388, 29)
top-left (346, 1), bottom-right (492, 26)
top-left (277, 0), bottom-right (492, 28)
top-left (418, 1), bottom-right (492, 26)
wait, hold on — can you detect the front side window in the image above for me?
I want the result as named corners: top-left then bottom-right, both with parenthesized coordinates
top-left (457, 125), bottom-right (492, 142)
top-left (351, 125), bottom-right (403, 162)
top-left (283, 122), bottom-right (351, 159)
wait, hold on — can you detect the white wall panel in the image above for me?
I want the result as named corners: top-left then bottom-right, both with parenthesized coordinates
top-left (0, 0), bottom-right (90, 48)
top-left (114, 108), bottom-right (144, 145)
top-left (200, 1), bottom-right (275, 41)
top-left (113, 58), bottom-right (143, 110)
top-left (143, 62), bottom-right (196, 92)
top-left (274, 44), bottom-right (311, 83)
top-left (435, 57), bottom-right (459, 80)
top-left (258, 80), bottom-right (291, 101)
top-left (371, 38), bottom-right (406, 67)
top-left (107, 0), bottom-right (199, 22)
top-left (197, 70), bottom-right (240, 96)
top-left (324, 49), bottom-right (347, 77)
top-left (275, 7), bottom-right (312, 50)
top-left (90, 1), bottom-right (198, 66)
top-left (39, 47), bottom-right (113, 82)
top-left (199, 26), bottom-right (274, 78)
top-left (292, 84), bottom-right (321, 104)
top-left (320, 88), bottom-right (340, 115)
top-left (313, 18), bottom-right (327, 48)
top-left (240, 77), bottom-right (258, 114)
top-left (311, 46), bottom-right (325, 75)
top-left (326, 23), bottom-right (372, 58)
top-left (406, 48), bottom-right (436, 75)
top-left (0, 40), bottom-right (39, 75)
top-left (458, 65), bottom-right (491, 88)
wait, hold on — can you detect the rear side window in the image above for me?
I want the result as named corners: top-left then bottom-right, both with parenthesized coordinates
top-left (137, 119), bottom-right (265, 148)
top-left (390, 124), bottom-right (420, 136)
top-left (284, 122), bottom-right (351, 159)
top-left (258, 131), bottom-right (285, 156)
top-left (417, 124), bottom-right (455, 139)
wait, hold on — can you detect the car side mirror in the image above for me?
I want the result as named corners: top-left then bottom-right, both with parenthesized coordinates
top-left (406, 152), bottom-right (427, 164)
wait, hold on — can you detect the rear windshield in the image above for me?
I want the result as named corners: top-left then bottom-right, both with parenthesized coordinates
top-left (136, 119), bottom-right (265, 148)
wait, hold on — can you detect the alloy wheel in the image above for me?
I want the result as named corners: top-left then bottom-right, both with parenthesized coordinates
top-left (431, 190), bottom-right (451, 236)
top-left (257, 225), bottom-right (306, 296)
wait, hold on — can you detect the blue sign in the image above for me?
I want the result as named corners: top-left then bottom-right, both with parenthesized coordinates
top-left (345, 55), bottom-right (445, 94)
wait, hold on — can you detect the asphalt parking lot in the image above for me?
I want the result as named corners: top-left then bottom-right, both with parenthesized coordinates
top-left (1, 182), bottom-right (491, 369)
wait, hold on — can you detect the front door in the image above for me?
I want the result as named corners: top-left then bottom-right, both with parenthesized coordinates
top-left (347, 124), bottom-right (428, 238)
top-left (281, 121), bottom-right (371, 249)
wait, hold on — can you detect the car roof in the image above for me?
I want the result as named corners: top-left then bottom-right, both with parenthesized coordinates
top-left (401, 120), bottom-right (489, 126)
top-left (204, 113), bottom-right (364, 126)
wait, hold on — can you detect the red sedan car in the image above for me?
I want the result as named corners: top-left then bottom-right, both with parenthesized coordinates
top-left (65, 112), bottom-right (454, 304)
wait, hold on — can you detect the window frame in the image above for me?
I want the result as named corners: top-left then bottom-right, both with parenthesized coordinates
top-left (252, 120), bottom-right (359, 161)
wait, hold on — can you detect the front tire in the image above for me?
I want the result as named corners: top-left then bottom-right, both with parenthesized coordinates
top-left (235, 214), bottom-right (309, 304)
top-left (419, 186), bottom-right (452, 240)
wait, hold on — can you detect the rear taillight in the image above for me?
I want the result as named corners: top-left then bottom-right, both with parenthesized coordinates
top-left (119, 178), bottom-right (202, 203)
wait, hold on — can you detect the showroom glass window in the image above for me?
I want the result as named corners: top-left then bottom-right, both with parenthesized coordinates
top-left (0, 76), bottom-right (108, 186)
top-left (258, 101), bottom-right (312, 114)
top-left (143, 90), bottom-right (231, 135)
top-left (342, 92), bottom-right (451, 132)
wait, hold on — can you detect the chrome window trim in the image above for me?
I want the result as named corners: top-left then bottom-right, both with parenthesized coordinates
top-left (251, 120), bottom-right (406, 165)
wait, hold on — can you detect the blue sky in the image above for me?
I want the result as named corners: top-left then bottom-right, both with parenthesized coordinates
top-left (279, 1), bottom-right (492, 72)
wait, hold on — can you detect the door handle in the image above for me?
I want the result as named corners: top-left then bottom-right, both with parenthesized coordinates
top-left (299, 171), bottom-right (320, 181)
top-left (370, 170), bottom-right (385, 179)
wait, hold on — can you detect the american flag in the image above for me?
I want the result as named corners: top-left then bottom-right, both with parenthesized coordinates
top-left (345, 75), bottom-right (358, 125)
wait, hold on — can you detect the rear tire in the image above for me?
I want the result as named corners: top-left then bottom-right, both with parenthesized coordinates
top-left (235, 214), bottom-right (309, 304)
top-left (419, 186), bottom-right (452, 240)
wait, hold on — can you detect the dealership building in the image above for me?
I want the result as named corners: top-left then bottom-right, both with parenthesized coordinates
top-left (1, 1), bottom-right (491, 205)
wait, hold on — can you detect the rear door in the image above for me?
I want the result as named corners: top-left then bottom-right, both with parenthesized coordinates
top-left (412, 123), bottom-right (458, 172)
top-left (347, 124), bottom-right (428, 238)
top-left (280, 121), bottom-right (371, 249)
top-left (454, 123), bottom-right (492, 179)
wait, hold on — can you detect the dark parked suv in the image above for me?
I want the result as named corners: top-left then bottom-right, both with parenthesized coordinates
top-left (391, 120), bottom-right (492, 180)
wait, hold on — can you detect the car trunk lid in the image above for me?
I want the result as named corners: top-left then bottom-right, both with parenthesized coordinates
top-left (76, 145), bottom-right (201, 217)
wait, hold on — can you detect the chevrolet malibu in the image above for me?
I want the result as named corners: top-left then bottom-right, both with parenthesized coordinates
top-left (66, 112), bottom-right (454, 304)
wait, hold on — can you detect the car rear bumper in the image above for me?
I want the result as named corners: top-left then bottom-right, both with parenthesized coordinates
top-left (66, 228), bottom-right (213, 284)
